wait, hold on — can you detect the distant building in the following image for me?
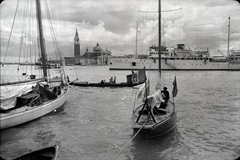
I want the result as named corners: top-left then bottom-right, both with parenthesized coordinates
top-left (64, 29), bottom-right (112, 66)
top-left (74, 28), bottom-right (80, 57)
top-left (64, 57), bottom-right (75, 66)
top-left (80, 43), bottom-right (111, 65)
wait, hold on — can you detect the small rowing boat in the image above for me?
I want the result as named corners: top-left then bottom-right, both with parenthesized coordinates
top-left (0, 145), bottom-right (58, 160)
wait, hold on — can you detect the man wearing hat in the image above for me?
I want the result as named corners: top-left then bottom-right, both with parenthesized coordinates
top-left (161, 87), bottom-right (169, 103)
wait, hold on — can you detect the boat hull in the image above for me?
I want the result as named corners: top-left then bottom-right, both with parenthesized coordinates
top-left (109, 58), bottom-right (240, 70)
top-left (133, 112), bottom-right (177, 138)
top-left (0, 86), bottom-right (69, 129)
top-left (12, 145), bottom-right (58, 160)
top-left (132, 101), bottom-right (177, 138)
top-left (69, 82), bottom-right (145, 87)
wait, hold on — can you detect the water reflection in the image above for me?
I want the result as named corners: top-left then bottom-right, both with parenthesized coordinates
top-left (131, 127), bottom-right (180, 160)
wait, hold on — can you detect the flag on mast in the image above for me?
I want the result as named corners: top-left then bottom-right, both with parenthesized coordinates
top-left (172, 76), bottom-right (178, 97)
top-left (137, 78), bottom-right (150, 100)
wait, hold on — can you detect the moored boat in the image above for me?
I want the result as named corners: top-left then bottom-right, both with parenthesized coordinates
top-left (69, 68), bottom-right (146, 87)
top-left (110, 17), bottom-right (240, 71)
top-left (0, 145), bottom-right (58, 160)
top-left (0, 0), bottom-right (69, 129)
top-left (131, 0), bottom-right (178, 138)
top-left (0, 83), bottom-right (69, 129)
top-left (132, 98), bottom-right (177, 138)
top-left (109, 44), bottom-right (240, 70)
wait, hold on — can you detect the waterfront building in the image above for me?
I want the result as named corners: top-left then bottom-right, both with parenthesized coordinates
top-left (64, 29), bottom-right (111, 66)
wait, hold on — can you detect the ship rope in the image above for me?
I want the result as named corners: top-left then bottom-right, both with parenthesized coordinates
top-left (2, 0), bottom-right (20, 66)
top-left (44, 0), bottom-right (68, 81)
top-left (113, 119), bottom-right (148, 160)
top-left (17, 0), bottom-right (27, 81)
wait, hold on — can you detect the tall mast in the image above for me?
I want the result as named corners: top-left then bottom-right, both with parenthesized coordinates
top-left (135, 20), bottom-right (138, 59)
top-left (158, 0), bottom-right (161, 76)
top-left (227, 16), bottom-right (230, 57)
top-left (36, 0), bottom-right (47, 78)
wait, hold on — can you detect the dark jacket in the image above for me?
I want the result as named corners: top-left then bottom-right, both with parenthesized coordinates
top-left (161, 90), bottom-right (169, 101)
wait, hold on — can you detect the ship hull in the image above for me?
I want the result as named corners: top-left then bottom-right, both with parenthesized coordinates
top-left (109, 58), bottom-right (240, 70)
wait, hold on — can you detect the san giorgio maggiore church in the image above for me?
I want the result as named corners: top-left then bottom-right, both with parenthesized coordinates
top-left (64, 29), bottom-right (112, 66)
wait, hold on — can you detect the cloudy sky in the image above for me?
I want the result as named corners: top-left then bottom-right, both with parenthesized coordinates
top-left (1, 0), bottom-right (240, 62)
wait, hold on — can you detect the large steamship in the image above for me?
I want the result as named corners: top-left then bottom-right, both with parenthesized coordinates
top-left (109, 44), bottom-right (240, 71)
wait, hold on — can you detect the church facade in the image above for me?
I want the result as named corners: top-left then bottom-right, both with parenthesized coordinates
top-left (64, 29), bottom-right (112, 66)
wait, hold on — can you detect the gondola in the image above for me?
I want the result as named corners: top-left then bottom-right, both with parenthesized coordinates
top-left (69, 81), bottom-right (145, 87)
top-left (69, 68), bottom-right (146, 87)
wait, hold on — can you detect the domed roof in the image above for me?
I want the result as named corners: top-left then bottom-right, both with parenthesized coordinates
top-left (93, 43), bottom-right (102, 52)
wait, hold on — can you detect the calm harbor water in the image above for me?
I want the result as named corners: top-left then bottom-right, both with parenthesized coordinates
top-left (0, 65), bottom-right (239, 160)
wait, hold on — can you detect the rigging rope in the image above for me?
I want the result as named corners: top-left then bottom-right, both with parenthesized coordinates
top-left (2, 0), bottom-right (20, 65)
top-left (1, 0), bottom-right (14, 27)
top-left (45, 0), bottom-right (62, 62)
top-left (44, 0), bottom-right (68, 81)
top-left (29, 0), bottom-right (34, 74)
top-left (113, 119), bottom-right (148, 160)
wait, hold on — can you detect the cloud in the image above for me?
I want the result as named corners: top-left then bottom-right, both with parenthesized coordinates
top-left (1, 0), bottom-right (240, 62)
top-left (163, 20), bottom-right (185, 45)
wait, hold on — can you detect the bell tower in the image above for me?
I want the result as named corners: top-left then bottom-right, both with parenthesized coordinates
top-left (74, 28), bottom-right (80, 57)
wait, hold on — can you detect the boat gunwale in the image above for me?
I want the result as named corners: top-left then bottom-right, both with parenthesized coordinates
top-left (132, 110), bottom-right (175, 129)
top-left (0, 78), bottom-right (45, 86)
top-left (12, 145), bottom-right (59, 160)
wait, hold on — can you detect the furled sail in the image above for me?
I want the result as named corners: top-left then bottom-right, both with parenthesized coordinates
top-left (0, 84), bottom-right (36, 110)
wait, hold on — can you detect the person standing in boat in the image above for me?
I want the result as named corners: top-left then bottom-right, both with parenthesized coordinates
top-left (113, 76), bottom-right (116, 84)
top-left (109, 77), bottom-right (113, 84)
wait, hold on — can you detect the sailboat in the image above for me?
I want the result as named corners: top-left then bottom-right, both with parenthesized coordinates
top-left (0, 0), bottom-right (69, 129)
top-left (131, 0), bottom-right (178, 138)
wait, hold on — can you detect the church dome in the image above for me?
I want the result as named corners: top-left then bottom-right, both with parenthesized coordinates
top-left (93, 43), bottom-right (102, 52)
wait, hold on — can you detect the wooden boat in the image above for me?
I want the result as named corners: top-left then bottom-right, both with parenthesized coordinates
top-left (131, 0), bottom-right (178, 138)
top-left (69, 82), bottom-right (145, 87)
top-left (0, 145), bottom-right (58, 160)
top-left (132, 95), bottom-right (177, 138)
top-left (69, 68), bottom-right (146, 87)
top-left (0, 0), bottom-right (69, 129)
top-left (0, 84), bottom-right (69, 129)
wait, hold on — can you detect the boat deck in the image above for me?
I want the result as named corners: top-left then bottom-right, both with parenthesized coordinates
top-left (132, 101), bottom-right (175, 129)
top-left (0, 87), bottom-right (68, 118)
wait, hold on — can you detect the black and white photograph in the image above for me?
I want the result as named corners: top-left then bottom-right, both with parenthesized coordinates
top-left (0, 0), bottom-right (239, 159)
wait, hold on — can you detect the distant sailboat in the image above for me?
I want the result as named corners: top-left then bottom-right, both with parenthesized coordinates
top-left (131, 0), bottom-right (178, 138)
top-left (0, 0), bottom-right (69, 129)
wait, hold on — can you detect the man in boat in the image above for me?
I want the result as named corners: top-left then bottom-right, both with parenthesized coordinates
top-left (101, 80), bottom-right (107, 84)
top-left (161, 87), bottom-right (169, 103)
top-left (67, 76), bottom-right (70, 83)
top-left (159, 87), bottom-right (169, 109)
top-left (113, 76), bottom-right (116, 84)
top-left (109, 77), bottom-right (113, 84)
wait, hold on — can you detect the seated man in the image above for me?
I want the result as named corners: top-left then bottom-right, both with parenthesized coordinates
top-left (161, 87), bottom-right (169, 103)
top-left (158, 87), bottom-right (169, 109)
